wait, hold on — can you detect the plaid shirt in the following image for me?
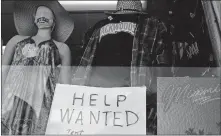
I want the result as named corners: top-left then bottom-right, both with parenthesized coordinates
top-left (72, 16), bottom-right (170, 90)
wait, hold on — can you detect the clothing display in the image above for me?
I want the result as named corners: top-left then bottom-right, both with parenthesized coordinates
top-left (2, 0), bottom-right (220, 135)
top-left (1, 0), bottom-right (73, 134)
top-left (2, 37), bottom-right (61, 135)
top-left (89, 16), bottom-right (137, 87)
top-left (170, 0), bottom-right (216, 76)
top-left (72, 15), bottom-right (171, 87)
top-left (93, 16), bottom-right (137, 66)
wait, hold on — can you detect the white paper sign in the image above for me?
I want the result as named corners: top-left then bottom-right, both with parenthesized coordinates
top-left (46, 84), bottom-right (146, 135)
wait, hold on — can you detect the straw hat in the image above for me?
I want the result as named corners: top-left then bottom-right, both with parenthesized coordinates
top-left (105, 0), bottom-right (147, 15)
top-left (13, 0), bottom-right (74, 42)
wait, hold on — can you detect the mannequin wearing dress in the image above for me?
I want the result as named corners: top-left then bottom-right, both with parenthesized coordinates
top-left (2, 6), bottom-right (71, 135)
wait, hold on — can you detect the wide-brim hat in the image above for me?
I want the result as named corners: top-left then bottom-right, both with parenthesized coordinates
top-left (13, 0), bottom-right (74, 42)
top-left (105, 0), bottom-right (148, 15)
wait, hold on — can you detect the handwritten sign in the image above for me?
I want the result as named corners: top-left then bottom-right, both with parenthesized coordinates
top-left (157, 77), bottom-right (220, 135)
top-left (46, 84), bottom-right (146, 135)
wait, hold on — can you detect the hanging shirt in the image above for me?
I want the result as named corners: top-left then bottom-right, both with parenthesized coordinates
top-left (72, 15), bottom-right (171, 89)
top-left (93, 18), bottom-right (137, 66)
top-left (88, 15), bottom-right (139, 87)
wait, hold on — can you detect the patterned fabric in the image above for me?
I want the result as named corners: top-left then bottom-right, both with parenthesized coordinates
top-left (72, 15), bottom-right (170, 89)
top-left (106, 0), bottom-right (147, 14)
top-left (1, 37), bottom-right (61, 135)
top-left (116, 0), bottom-right (142, 12)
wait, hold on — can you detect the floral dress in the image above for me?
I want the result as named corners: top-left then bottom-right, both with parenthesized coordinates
top-left (2, 36), bottom-right (61, 135)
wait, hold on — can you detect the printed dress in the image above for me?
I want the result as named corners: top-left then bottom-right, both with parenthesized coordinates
top-left (1, 37), bottom-right (61, 135)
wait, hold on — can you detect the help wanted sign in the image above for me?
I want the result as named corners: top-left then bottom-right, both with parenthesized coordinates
top-left (46, 84), bottom-right (146, 135)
